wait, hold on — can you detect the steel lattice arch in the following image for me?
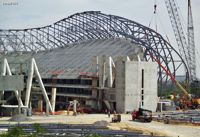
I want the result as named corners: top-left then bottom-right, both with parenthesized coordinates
top-left (0, 11), bottom-right (188, 88)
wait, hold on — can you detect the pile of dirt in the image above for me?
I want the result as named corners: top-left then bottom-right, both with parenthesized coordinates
top-left (93, 120), bottom-right (109, 127)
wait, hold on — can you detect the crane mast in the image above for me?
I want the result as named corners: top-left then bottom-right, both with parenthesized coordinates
top-left (187, 0), bottom-right (196, 81)
top-left (164, 0), bottom-right (195, 81)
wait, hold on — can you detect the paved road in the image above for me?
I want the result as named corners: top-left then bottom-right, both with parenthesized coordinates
top-left (0, 114), bottom-right (199, 137)
top-left (122, 114), bottom-right (200, 137)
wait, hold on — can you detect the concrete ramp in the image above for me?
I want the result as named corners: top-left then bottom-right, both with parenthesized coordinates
top-left (103, 100), bottom-right (111, 110)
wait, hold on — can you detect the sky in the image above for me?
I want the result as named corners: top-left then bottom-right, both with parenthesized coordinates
top-left (0, 0), bottom-right (200, 78)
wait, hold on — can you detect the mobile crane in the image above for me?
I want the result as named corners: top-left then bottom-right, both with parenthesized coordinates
top-left (164, 0), bottom-right (200, 108)
top-left (164, 0), bottom-right (196, 81)
top-left (149, 51), bottom-right (200, 109)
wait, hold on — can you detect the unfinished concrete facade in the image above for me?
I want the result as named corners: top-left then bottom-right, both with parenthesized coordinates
top-left (115, 59), bottom-right (158, 113)
top-left (0, 38), bottom-right (158, 114)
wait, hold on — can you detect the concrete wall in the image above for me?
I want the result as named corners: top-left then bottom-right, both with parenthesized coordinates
top-left (0, 75), bottom-right (24, 91)
top-left (116, 60), bottom-right (158, 113)
top-left (116, 60), bottom-right (125, 112)
top-left (124, 62), bottom-right (140, 112)
top-left (140, 62), bottom-right (158, 112)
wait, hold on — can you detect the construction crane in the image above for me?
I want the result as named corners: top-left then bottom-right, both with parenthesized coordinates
top-left (148, 51), bottom-right (190, 100)
top-left (151, 1), bottom-right (199, 109)
top-left (187, 0), bottom-right (196, 81)
top-left (149, 51), bottom-right (200, 109)
top-left (164, 0), bottom-right (196, 82)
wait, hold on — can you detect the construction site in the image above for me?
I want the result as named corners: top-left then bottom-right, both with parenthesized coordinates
top-left (0, 0), bottom-right (200, 137)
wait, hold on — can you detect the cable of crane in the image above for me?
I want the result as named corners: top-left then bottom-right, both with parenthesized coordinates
top-left (148, 0), bottom-right (157, 29)
top-left (149, 0), bottom-right (170, 43)
top-left (149, 0), bottom-right (157, 31)
top-left (157, 14), bottom-right (171, 44)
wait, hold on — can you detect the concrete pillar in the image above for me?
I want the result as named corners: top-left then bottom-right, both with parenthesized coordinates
top-left (33, 58), bottom-right (53, 113)
top-left (73, 100), bottom-right (77, 116)
top-left (18, 90), bottom-right (21, 115)
top-left (1, 58), bottom-right (6, 101)
top-left (160, 103), bottom-right (163, 112)
top-left (46, 102), bottom-right (49, 116)
top-left (108, 57), bottom-right (113, 88)
top-left (96, 56), bottom-right (99, 76)
top-left (51, 88), bottom-right (57, 113)
top-left (99, 56), bottom-right (106, 88)
top-left (98, 90), bottom-right (103, 110)
top-left (38, 100), bottom-right (43, 112)
top-left (92, 79), bottom-right (97, 98)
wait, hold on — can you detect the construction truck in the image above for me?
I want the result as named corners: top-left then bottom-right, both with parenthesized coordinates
top-left (131, 108), bottom-right (152, 122)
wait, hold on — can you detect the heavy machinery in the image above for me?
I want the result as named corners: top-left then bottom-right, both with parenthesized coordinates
top-left (191, 98), bottom-right (200, 108)
top-left (164, 0), bottom-right (200, 108)
top-left (131, 108), bottom-right (152, 122)
top-left (148, 0), bottom-right (200, 109)
top-left (149, 51), bottom-right (200, 109)
top-left (111, 114), bottom-right (121, 123)
top-left (164, 0), bottom-right (196, 81)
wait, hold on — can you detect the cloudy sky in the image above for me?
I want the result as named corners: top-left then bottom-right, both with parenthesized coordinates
top-left (0, 0), bottom-right (200, 77)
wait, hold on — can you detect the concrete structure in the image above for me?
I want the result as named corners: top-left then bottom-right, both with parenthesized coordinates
top-left (0, 38), bottom-right (158, 114)
top-left (116, 59), bottom-right (158, 112)
top-left (0, 75), bottom-right (24, 91)
top-left (0, 11), bottom-right (188, 115)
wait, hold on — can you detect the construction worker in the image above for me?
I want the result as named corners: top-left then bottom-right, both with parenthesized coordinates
top-left (108, 110), bottom-right (111, 118)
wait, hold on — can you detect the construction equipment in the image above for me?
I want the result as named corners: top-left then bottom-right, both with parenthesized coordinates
top-left (112, 114), bottom-right (121, 123)
top-left (163, 0), bottom-right (200, 109)
top-left (191, 98), bottom-right (200, 109)
top-left (149, 52), bottom-right (190, 99)
top-left (131, 108), bottom-right (152, 122)
top-left (164, 0), bottom-right (196, 81)
top-left (187, 0), bottom-right (196, 81)
top-left (149, 51), bottom-right (200, 109)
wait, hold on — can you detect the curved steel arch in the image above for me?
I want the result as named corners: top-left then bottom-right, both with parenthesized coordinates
top-left (0, 11), bottom-right (188, 88)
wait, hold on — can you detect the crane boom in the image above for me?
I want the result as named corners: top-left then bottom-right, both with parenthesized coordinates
top-left (148, 51), bottom-right (190, 99)
top-left (164, 0), bottom-right (191, 80)
top-left (187, 0), bottom-right (196, 80)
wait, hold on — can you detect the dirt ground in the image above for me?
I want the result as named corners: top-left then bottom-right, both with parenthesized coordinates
top-left (0, 114), bottom-right (199, 137)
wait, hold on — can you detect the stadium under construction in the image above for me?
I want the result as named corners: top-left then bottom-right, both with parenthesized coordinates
top-left (0, 11), bottom-right (187, 114)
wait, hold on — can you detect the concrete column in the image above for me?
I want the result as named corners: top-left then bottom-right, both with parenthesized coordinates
top-left (25, 60), bottom-right (34, 107)
top-left (38, 100), bottom-right (43, 112)
top-left (46, 102), bottom-right (49, 116)
top-left (51, 88), bottom-right (57, 113)
top-left (98, 90), bottom-right (103, 110)
top-left (1, 58), bottom-right (6, 101)
top-left (108, 57), bottom-right (113, 88)
top-left (99, 56), bottom-right (106, 88)
top-left (96, 56), bottom-right (99, 76)
top-left (33, 58), bottom-right (53, 113)
top-left (18, 90), bottom-right (21, 115)
top-left (92, 79), bottom-right (98, 98)
top-left (92, 78), bottom-right (102, 110)
top-left (73, 100), bottom-right (77, 116)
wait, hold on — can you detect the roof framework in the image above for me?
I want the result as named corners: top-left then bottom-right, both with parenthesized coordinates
top-left (0, 11), bottom-right (187, 88)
